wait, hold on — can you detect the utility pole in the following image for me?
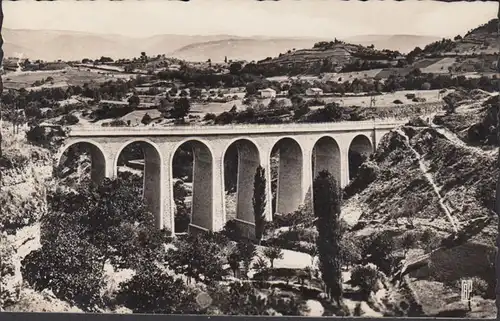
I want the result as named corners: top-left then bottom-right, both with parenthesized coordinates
top-left (369, 94), bottom-right (376, 108)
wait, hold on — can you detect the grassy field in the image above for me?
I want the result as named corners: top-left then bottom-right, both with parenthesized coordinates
top-left (322, 69), bottom-right (384, 82)
top-left (420, 57), bottom-right (456, 74)
top-left (4, 67), bottom-right (135, 90)
top-left (310, 89), bottom-right (447, 108)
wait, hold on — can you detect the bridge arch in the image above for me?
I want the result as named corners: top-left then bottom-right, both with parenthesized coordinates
top-left (56, 139), bottom-right (108, 184)
top-left (114, 139), bottom-right (164, 228)
top-left (270, 137), bottom-right (303, 216)
top-left (170, 138), bottom-right (215, 233)
top-left (312, 136), bottom-right (342, 186)
top-left (222, 138), bottom-right (262, 224)
top-left (348, 134), bottom-right (373, 182)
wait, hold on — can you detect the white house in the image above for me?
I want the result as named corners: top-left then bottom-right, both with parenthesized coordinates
top-left (258, 88), bottom-right (277, 98)
top-left (306, 88), bottom-right (324, 96)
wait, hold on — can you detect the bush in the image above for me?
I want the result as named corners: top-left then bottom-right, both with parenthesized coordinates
top-left (60, 114), bottom-right (79, 125)
top-left (221, 220), bottom-right (243, 241)
top-left (116, 263), bottom-right (199, 314)
top-left (21, 231), bottom-right (105, 310)
top-left (406, 117), bottom-right (428, 127)
top-left (26, 125), bottom-right (48, 146)
top-left (344, 161), bottom-right (380, 199)
top-left (203, 113), bottom-right (217, 121)
top-left (0, 235), bottom-right (16, 308)
top-left (393, 100), bottom-right (403, 104)
top-left (350, 265), bottom-right (380, 298)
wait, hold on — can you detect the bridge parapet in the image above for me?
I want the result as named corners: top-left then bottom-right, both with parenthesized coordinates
top-left (67, 119), bottom-right (409, 137)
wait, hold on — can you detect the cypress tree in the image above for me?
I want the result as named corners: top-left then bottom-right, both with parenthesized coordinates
top-left (313, 170), bottom-right (343, 305)
top-left (253, 165), bottom-right (267, 243)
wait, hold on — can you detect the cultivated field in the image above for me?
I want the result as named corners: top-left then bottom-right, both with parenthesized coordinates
top-left (420, 57), bottom-right (456, 74)
top-left (308, 89), bottom-right (449, 108)
top-left (3, 67), bottom-right (135, 90)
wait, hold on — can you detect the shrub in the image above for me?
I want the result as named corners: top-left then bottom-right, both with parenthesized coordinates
top-left (406, 117), bottom-right (428, 127)
top-left (141, 113), bottom-right (152, 125)
top-left (344, 161), bottom-right (380, 198)
top-left (221, 220), bottom-right (243, 241)
top-left (21, 231), bottom-right (105, 310)
top-left (393, 100), bottom-right (403, 104)
top-left (117, 263), bottom-right (199, 314)
top-left (203, 113), bottom-right (217, 121)
top-left (262, 246), bottom-right (284, 268)
top-left (26, 125), bottom-right (48, 146)
top-left (60, 114), bottom-right (79, 125)
top-left (0, 235), bottom-right (16, 308)
top-left (350, 265), bottom-right (380, 298)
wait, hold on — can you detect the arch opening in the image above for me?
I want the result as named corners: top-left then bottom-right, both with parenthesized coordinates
top-left (271, 137), bottom-right (303, 216)
top-left (348, 135), bottom-right (373, 182)
top-left (223, 139), bottom-right (261, 224)
top-left (56, 141), bottom-right (107, 186)
top-left (312, 136), bottom-right (342, 186)
top-left (171, 140), bottom-right (213, 234)
top-left (116, 141), bottom-right (163, 228)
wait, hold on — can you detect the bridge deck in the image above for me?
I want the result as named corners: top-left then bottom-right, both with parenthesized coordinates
top-left (67, 119), bottom-right (409, 137)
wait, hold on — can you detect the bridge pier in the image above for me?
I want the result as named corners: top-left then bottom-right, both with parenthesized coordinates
top-left (58, 120), bottom-right (404, 237)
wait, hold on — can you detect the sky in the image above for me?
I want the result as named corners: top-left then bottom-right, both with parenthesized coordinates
top-left (4, 0), bottom-right (498, 39)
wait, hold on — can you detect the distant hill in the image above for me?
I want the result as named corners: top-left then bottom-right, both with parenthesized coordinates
top-left (343, 35), bottom-right (441, 54)
top-left (170, 37), bottom-right (329, 62)
top-left (2, 28), bottom-right (237, 61)
top-left (3, 28), bottom-right (443, 63)
top-left (247, 41), bottom-right (404, 77)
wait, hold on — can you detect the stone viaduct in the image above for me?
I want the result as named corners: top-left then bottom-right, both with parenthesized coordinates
top-left (56, 120), bottom-right (406, 238)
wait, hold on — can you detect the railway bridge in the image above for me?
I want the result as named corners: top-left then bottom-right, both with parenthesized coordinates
top-left (56, 120), bottom-right (406, 237)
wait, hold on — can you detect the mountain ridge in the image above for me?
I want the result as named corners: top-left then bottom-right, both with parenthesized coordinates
top-left (3, 27), bottom-right (442, 62)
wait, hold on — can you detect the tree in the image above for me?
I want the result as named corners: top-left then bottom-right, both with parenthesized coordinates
top-left (141, 113), bottom-right (152, 125)
top-left (208, 281), bottom-right (267, 315)
top-left (400, 231), bottom-right (418, 257)
top-left (262, 246), bottom-right (284, 268)
top-left (350, 265), bottom-right (380, 300)
top-left (172, 97), bottom-right (191, 121)
top-left (42, 175), bottom-right (168, 271)
top-left (253, 165), bottom-right (267, 243)
top-left (313, 170), bottom-right (343, 304)
top-left (252, 255), bottom-right (268, 274)
top-left (117, 262), bottom-right (199, 314)
top-left (166, 234), bottom-right (228, 284)
top-left (364, 231), bottom-right (397, 274)
top-left (128, 94), bottom-right (140, 108)
top-left (236, 240), bottom-right (257, 279)
top-left (229, 62), bottom-right (242, 75)
top-left (227, 251), bottom-right (241, 277)
top-left (60, 114), bottom-right (79, 125)
top-left (340, 235), bottom-right (362, 269)
top-left (0, 235), bottom-right (16, 310)
top-left (21, 230), bottom-right (106, 311)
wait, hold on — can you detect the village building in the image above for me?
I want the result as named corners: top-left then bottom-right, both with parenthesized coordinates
top-left (306, 88), bottom-right (324, 97)
top-left (258, 88), bottom-right (277, 98)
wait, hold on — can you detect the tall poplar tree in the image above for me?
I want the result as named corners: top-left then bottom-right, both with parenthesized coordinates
top-left (313, 170), bottom-right (343, 305)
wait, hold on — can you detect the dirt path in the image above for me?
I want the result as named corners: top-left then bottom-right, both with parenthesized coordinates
top-left (429, 115), bottom-right (497, 158)
top-left (394, 129), bottom-right (459, 233)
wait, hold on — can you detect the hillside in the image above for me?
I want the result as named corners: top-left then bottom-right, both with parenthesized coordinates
top-left (3, 28), bottom-right (328, 62)
top-left (2, 28), bottom-right (237, 61)
top-left (170, 38), bottom-right (328, 63)
top-left (414, 19), bottom-right (500, 58)
top-left (344, 35), bottom-right (441, 54)
top-left (248, 40), bottom-right (405, 77)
